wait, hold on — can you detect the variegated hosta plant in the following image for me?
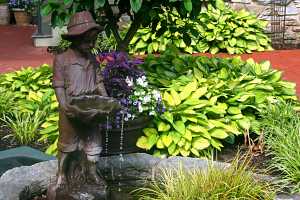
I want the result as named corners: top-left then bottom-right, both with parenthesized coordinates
top-left (136, 46), bottom-right (299, 158)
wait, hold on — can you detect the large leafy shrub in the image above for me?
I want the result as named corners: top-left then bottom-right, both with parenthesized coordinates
top-left (136, 46), bottom-right (298, 158)
top-left (0, 65), bottom-right (58, 154)
top-left (130, 1), bottom-right (272, 54)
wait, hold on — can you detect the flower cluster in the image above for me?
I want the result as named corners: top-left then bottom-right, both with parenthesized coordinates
top-left (97, 52), bottom-right (144, 98)
top-left (97, 52), bottom-right (165, 122)
top-left (8, 0), bottom-right (35, 14)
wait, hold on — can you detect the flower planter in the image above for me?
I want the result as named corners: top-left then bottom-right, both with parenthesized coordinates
top-left (0, 4), bottom-right (9, 25)
top-left (101, 116), bottom-right (151, 156)
top-left (13, 9), bottom-right (31, 26)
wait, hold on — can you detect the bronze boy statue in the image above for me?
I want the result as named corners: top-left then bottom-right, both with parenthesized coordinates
top-left (51, 11), bottom-right (109, 190)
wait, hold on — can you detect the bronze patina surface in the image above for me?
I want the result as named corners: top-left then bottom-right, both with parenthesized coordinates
top-left (47, 11), bottom-right (119, 200)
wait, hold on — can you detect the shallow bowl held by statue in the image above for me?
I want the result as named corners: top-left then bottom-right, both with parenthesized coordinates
top-left (69, 95), bottom-right (121, 114)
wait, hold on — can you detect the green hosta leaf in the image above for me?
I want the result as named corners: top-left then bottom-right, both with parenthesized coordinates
top-left (158, 121), bottom-right (171, 132)
top-left (210, 47), bottom-right (219, 54)
top-left (130, 0), bottom-right (143, 12)
top-left (168, 143), bottom-right (177, 155)
top-left (268, 71), bottom-right (282, 82)
top-left (192, 137), bottom-right (210, 150)
top-left (215, 0), bottom-right (225, 10)
top-left (179, 80), bottom-right (197, 101)
top-left (227, 106), bottom-right (241, 115)
top-left (183, 0), bottom-right (192, 12)
top-left (210, 138), bottom-right (224, 151)
top-left (147, 134), bottom-right (159, 150)
top-left (210, 128), bottom-right (228, 139)
top-left (170, 89), bottom-right (181, 106)
top-left (162, 112), bottom-right (173, 124)
top-left (237, 118), bottom-right (251, 130)
top-left (170, 131), bottom-right (181, 144)
top-left (94, 0), bottom-right (106, 9)
top-left (136, 136), bottom-right (148, 149)
top-left (173, 121), bottom-right (186, 134)
top-left (143, 128), bottom-right (158, 137)
top-left (206, 103), bottom-right (228, 114)
top-left (234, 27), bottom-right (245, 37)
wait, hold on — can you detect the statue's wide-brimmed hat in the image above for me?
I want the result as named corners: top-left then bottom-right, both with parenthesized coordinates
top-left (62, 11), bottom-right (103, 40)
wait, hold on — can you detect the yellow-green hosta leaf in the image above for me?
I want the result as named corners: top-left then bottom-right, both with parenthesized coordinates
top-left (163, 91), bottom-right (175, 106)
top-left (170, 89), bottom-right (181, 106)
top-left (143, 128), bottom-right (158, 137)
top-left (162, 134), bottom-right (173, 147)
top-left (178, 138), bottom-right (186, 147)
top-left (210, 128), bottom-right (229, 139)
top-left (179, 148), bottom-right (190, 157)
top-left (173, 121), bottom-right (186, 134)
top-left (191, 148), bottom-right (200, 157)
top-left (183, 129), bottom-right (192, 141)
top-left (156, 138), bottom-right (165, 149)
top-left (191, 86), bottom-right (207, 99)
top-left (192, 137), bottom-right (210, 150)
top-left (162, 112), bottom-right (174, 124)
top-left (158, 121), bottom-right (171, 132)
top-left (210, 138), bottom-right (224, 151)
top-left (136, 136), bottom-right (148, 150)
top-left (179, 80), bottom-right (198, 101)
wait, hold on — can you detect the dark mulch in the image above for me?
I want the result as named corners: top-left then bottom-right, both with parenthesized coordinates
top-left (0, 122), bottom-right (48, 152)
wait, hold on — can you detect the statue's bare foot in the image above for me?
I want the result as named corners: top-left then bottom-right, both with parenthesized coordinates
top-left (56, 173), bottom-right (67, 189)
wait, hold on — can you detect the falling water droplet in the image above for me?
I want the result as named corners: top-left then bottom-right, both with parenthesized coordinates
top-left (117, 112), bottom-right (125, 192)
top-left (104, 116), bottom-right (109, 173)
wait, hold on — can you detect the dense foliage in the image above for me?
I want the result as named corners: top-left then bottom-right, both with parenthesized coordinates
top-left (0, 65), bottom-right (58, 154)
top-left (136, 46), bottom-right (298, 157)
top-left (130, 1), bottom-right (272, 54)
top-left (42, 0), bottom-right (216, 51)
top-left (261, 102), bottom-right (300, 193)
top-left (134, 157), bottom-right (275, 199)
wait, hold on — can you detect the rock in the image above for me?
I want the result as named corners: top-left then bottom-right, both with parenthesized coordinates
top-left (0, 160), bottom-right (57, 200)
top-left (0, 153), bottom-right (299, 200)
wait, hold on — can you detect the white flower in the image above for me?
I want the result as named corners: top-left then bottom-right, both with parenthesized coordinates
top-left (136, 77), bottom-right (148, 87)
top-left (149, 111), bottom-right (155, 115)
top-left (138, 102), bottom-right (143, 113)
top-left (131, 114), bottom-right (136, 119)
top-left (143, 95), bottom-right (151, 103)
top-left (152, 90), bottom-right (161, 101)
top-left (125, 76), bottom-right (134, 87)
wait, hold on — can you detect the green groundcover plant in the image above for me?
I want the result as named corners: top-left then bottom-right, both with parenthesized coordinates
top-left (133, 156), bottom-right (275, 200)
top-left (0, 65), bottom-right (58, 154)
top-left (129, 0), bottom-right (272, 55)
top-left (136, 46), bottom-right (299, 158)
top-left (261, 102), bottom-right (300, 193)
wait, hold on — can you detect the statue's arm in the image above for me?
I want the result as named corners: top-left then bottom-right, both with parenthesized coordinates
top-left (96, 68), bottom-right (108, 96)
top-left (52, 56), bottom-right (68, 109)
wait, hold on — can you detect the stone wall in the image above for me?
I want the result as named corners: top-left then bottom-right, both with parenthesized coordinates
top-left (228, 0), bottom-right (300, 47)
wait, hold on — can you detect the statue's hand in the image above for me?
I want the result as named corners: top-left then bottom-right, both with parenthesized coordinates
top-left (62, 104), bottom-right (81, 118)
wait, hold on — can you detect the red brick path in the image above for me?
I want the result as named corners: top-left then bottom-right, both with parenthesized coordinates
top-left (0, 25), bottom-right (299, 95)
top-left (0, 25), bottom-right (53, 72)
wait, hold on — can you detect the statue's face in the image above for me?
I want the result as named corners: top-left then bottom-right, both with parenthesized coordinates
top-left (76, 29), bottom-right (98, 55)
